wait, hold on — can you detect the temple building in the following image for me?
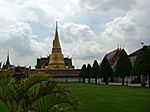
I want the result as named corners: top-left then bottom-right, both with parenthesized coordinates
top-left (0, 50), bottom-right (31, 81)
top-left (104, 48), bottom-right (123, 70)
top-left (129, 45), bottom-right (150, 65)
top-left (1, 22), bottom-right (80, 81)
top-left (2, 50), bottom-right (14, 69)
top-left (34, 22), bottom-right (80, 79)
top-left (104, 45), bottom-right (150, 69)
top-left (35, 22), bottom-right (74, 69)
top-left (35, 57), bottom-right (74, 69)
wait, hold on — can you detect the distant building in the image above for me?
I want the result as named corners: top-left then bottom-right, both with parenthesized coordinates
top-left (0, 51), bottom-right (31, 80)
top-left (103, 48), bottom-right (127, 83)
top-left (14, 66), bottom-right (31, 80)
top-left (104, 45), bottom-right (150, 68)
top-left (103, 48), bottom-right (123, 70)
top-left (129, 45), bottom-right (150, 65)
top-left (129, 45), bottom-right (150, 84)
top-left (104, 45), bottom-right (150, 84)
top-left (2, 50), bottom-right (14, 69)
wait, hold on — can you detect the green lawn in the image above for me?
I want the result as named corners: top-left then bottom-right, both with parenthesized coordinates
top-left (0, 83), bottom-right (150, 112)
top-left (66, 83), bottom-right (150, 112)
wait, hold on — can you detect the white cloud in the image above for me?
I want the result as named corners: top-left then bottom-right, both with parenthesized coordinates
top-left (0, 21), bottom-right (49, 66)
top-left (60, 22), bottom-right (102, 56)
top-left (0, 0), bottom-right (149, 69)
top-left (58, 22), bottom-right (103, 68)
top-left (79, 0), bottom-right (136, 12)
top-left (100, 0), bottom-right (150, 53)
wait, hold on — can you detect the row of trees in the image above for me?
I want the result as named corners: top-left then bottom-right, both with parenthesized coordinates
top-left (80, 45), bottom-right (150, 87)
top-left (80, 58), bottom-right (113, 85)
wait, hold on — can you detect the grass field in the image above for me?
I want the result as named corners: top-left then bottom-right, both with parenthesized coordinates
top-left (66, 83), bottom-right (150, 112)
top-left (0, 83), bottom-right (150, 112)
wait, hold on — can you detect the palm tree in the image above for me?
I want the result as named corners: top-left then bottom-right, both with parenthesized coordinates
top-left (0, 70), bottom-right (79, 112)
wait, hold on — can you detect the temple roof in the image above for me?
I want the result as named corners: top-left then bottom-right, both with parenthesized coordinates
top-left (104, 48), bottom-right (123, 65)
top-left (129, 45), bottom-right (150, 57)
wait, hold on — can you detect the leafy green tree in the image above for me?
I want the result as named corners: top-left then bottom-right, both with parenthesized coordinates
top-left (132, 45), bottom-right (150, 87)
top-left (115, 49), bottom-right (132, 86)
top-left (92, 60), bottom-right (101, 84)
top-left (80, 64), bottom-right (86, 83)
top-left (85, 64), bottom-right (92, 84)
top-left (101, 57), bottom-right (113, 85)
top-left (0, 70), bottom-right (79, 112)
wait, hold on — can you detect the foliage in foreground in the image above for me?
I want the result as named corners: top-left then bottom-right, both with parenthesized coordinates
top-left (0, 70), bottom-right (79, 112)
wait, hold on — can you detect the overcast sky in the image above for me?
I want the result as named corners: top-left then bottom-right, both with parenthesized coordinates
top-left (0, 0), bottom-right (150, 68)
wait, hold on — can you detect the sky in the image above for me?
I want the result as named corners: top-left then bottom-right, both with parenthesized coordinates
top-left (0, 0), bottom-right (150, 68)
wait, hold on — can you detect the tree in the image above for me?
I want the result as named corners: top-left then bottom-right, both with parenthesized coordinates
top-left (101, 57), bottom-right (113, 85)
top-left (92, 60), bottom-right (101, 84)
top-left (80, 64), bottom-right (86, 83)
top-left (115, 49), bottom-right (132, 86)
top-left (132, 45), bottom-right (150, 87)
top-left (0, 71), bottom-right (79, 112)
top-left (85, 64), bottom-right (92, 84)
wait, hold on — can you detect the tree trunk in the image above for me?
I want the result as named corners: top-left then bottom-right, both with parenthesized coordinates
top-left (122, 77), bottom-right (125, 86)
top-left (88, 77), bottom-right (90, 84)
top-left (110, 77), bottom-right (114, 82)
top-left (105, 77), bottom-right (108, 85)
top-left (148, 75), bottom-right (150, 88)
top-left (83, 77), bottom-right (85, 83)
top-left (126, 77), bottom-right (128, 86)
top-left (95, 77), bottom-right (97, 84)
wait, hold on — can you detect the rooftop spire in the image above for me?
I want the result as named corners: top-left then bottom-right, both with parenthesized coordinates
top-left (56, 21), bottom-right (58, 33)
top-left (6, 49), bottom-right (10, 65)
top-left (53, 21), bottom-right (61, 49)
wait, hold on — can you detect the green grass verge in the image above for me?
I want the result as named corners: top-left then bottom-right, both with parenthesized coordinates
top-left (66, 83), bottom-right (150, 112)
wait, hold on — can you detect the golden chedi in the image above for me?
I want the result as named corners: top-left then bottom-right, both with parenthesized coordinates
top-left (48, 22), bottom-right (66, 68)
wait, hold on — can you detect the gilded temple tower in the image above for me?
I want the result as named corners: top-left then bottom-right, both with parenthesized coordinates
top-left (48, 22), bottom-right (66, 68)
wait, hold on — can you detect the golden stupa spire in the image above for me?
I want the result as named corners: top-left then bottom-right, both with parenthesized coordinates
top-left (53, 21), bottom-right (61, 49)
top-left (48, 22), bottom-right (66, 69)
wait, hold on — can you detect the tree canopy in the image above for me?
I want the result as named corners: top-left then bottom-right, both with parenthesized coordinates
top-left (92, 60), bottom-right (101, 84)
top-left (132, 45), bottom-right (150, 87)
top-left (115, 49), bottom-right (132, 86)
top-left (86, 64), bottom-right (92, 83)
top-left (100, 57), bottom-right (113, 85)
top-left (80, 64), bottom-right (86, 83)
top-left (132, 45), bottom-right (150, 76)
top-left (115, 49), bottom-right (132, 77)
